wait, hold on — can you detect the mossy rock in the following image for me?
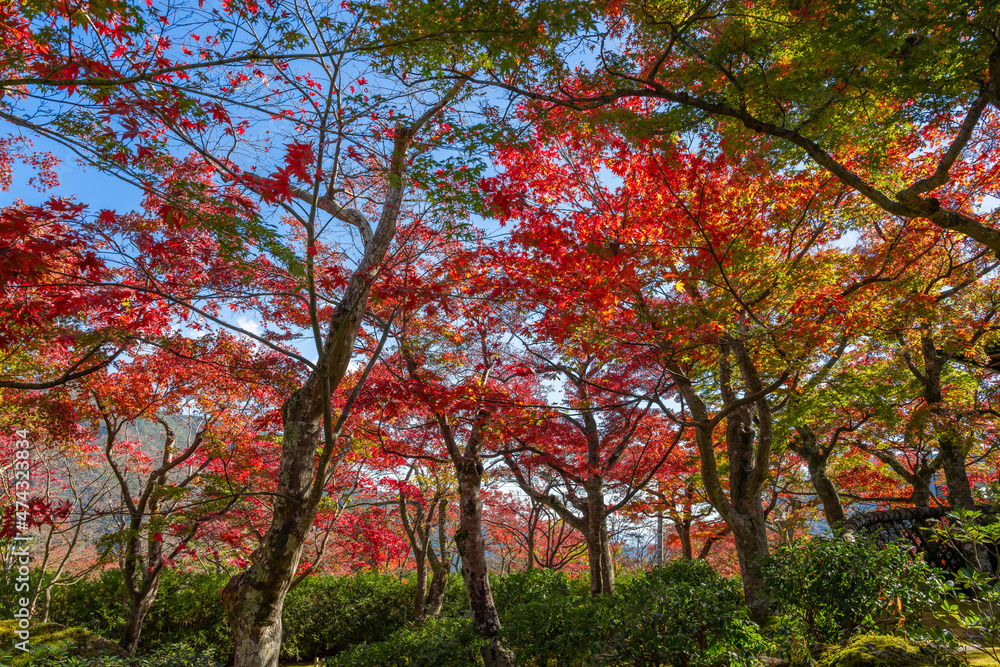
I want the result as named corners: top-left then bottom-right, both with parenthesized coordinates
top-left (0, 620), bottom-right (127, 665)
top-left (818, 634), bottom-right (965, 667)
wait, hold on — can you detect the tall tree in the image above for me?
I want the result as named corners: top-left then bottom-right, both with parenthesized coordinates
top-left (475, 0), bottom-right (1000, 255)
top-left (484, 122), bottom-right (919, 615)
top-left (84, 338), bottom-right (281, 655)
top-left (502, 357), bottom-right (681, 595)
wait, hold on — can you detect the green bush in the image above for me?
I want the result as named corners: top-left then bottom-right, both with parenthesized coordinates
top-left (760, 537), bottom-right (944, 645)
top-left (435, 572), bottom-right (472, 618)
top-left (138, 570), bottom-right (232, 657)
top-left (48, 569), bottom-right (129, 642)
top-left (816, 634), bottom-right (963, 667)
top-left (47, 568), bottom-right (427, 661)
top-left (0, 644), bottom-right (224, 667)
top-left (324, 616), bottom-right (486, 667)
top-left (280, 572), bottom-right (415, 661)
top-left (492, 562), bottom-right (766, 667)
top-left (493, 568), bottom-right (615, 666)
top-left (929, 509), bottom-right (1000, 664)
top-left (48, 568), bottom-right (232, 658)
top-left (613, 560), bottom-right (768, 667)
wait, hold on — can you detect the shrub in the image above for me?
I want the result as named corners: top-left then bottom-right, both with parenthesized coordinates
top-left (48, 569), bottom-right (128, 642)
top-left (816, 634), bottom-right (964, 667)
top-left (929, 509), bottom-right (1000, 664)
top-left (324, 616), bottom-right (486, 667)
top-left (280, 572), bottom-right (414, 661)
top-left (760, 537), bottom-right (944, 645)
top-left (435, 572), bottom-right (472, 618)
top-left (612, 560), bottom-right (768, 667)
top-left (136, 570), bottom-right (231, 657)
top-left (493, 569), bottom-right (615, 666)
top-left (493, 562), bottom-right (766, 667)
top-left (48, 568), bottom-right (232, 657)
top-left (48, 568), bottom-right (421, 661)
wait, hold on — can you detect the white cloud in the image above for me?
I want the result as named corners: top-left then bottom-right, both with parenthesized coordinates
top-left (236, 316), bottom-right (262, 336)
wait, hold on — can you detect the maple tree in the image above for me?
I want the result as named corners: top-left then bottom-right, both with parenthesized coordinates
top-left (483, 486), bottom-right (587, 575)
top-left (389, 462), bottom-right (457, 617)
top-left (481, 114), bottom-right (958, 614)
top-left (794, 217), bottom-right (1000, 516)
top-left (80, 337), bottom-right (283, 655)
top-left (638, 446), bottom-right (733, 561)
top-left (469, 0), bottom-right (1000, 255)
top-left (500, 356), bottom-right (682, 595)
top-left (353, 224), bottom-right (548, 666)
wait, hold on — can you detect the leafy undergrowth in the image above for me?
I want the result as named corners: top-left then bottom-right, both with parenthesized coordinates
top-left (0, 620), bottom-right (127, 666)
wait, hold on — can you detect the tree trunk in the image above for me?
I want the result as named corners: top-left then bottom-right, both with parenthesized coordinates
top-left (790, 425), bottom-right (846, 534)
top-left (584, 523), bottom-right (602, 594)
top-left (40, 588), bottom-right (52, 624)
top-left (910, 466), bottom-right (936, 507)
top-left (730, 516), bottom-right (770, 621)
top-left (655, 512), bottom-right (664, 565)
top-left (917, 334), bottom-right (975, 510)
top-left (598, 519), bottom-right (614, 594)
top-left (413, 556), bottom-right (427, 618)
top-left (425, 563), bottom-right (448, 617)
top-left (218, 87), bottom-right (467, 666)
top-left (221, 527), bottom-right (305, 667)
top-left (121, 585), bottom-right (159, 657)
top-left (676, 520), bottom-right (693, 560)
top-left (670, 341), bottom-right (774, 620)
top-left (223, 386), bottom-right (323, 667)
top-left (119, 516), bottom-right (165, 656)
top-left (808, 462), bottom-right (846, 535)
top-left (227, 601), bottom-right (284, 667)
top-left (454, 463), bottom-right (515, 667)
top-left (525, 504), bottom-right (538, 572)
top-left (425, 496), bottom-right (450, 617)
top-left (939, 434), bottom-right (975, 510)
top-left (584, 482), bottom-right (614, 595)
top-left (726, 419), bottom-right (771, 620)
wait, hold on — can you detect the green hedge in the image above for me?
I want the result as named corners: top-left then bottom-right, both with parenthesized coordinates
top-left (48, 568), bottom-right (423, 662)
top-left (280, 573), bottom-right (415, 661)
top-left (325, 616), bottom-right (487, 667)
top-left (759, 537), bottom-right (945, 645)
top-left (49, 569), bottom-right (232, 659)
top-left (34, 547), bottom-right (948, 667)
top-left (491, 562), bottom-right (767, 666)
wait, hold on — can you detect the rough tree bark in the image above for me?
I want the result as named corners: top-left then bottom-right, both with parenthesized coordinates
top-left (670, 340), bottom-right (777, 620)
top-left (788, 425), bottom-right (847, 535)
top-left (898, 332), bottom-right (975, 510)
top-left (221, 84), bottom-right (466, 667)
top-left (439, 411), bottom-right (516, 667)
